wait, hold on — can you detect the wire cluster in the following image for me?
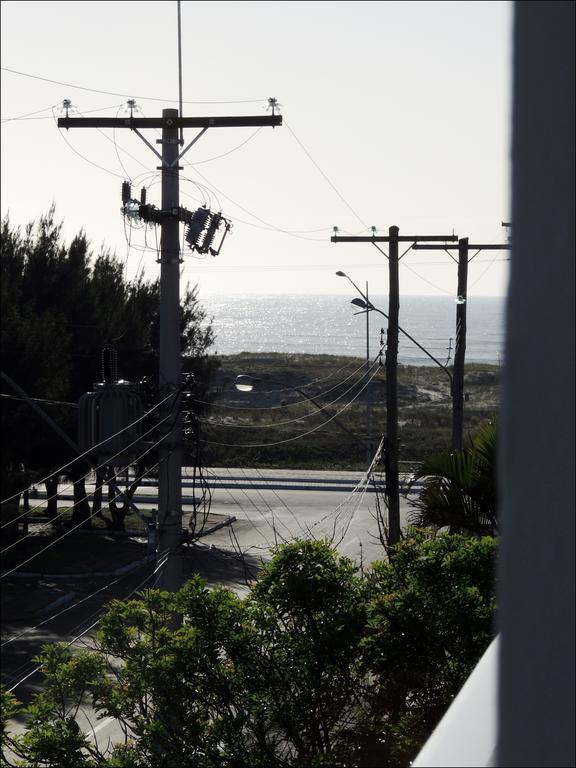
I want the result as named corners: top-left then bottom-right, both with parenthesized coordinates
top-left (120, 180), bottom-right (231, 257)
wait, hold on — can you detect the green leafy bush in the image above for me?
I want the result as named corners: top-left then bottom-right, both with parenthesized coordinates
top-left (1, 533), bottom-right (496, 767)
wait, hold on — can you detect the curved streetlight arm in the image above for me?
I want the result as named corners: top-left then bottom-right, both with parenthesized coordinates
top-left (367, 306), bottom-right (453, 386)
top-left (336, 271), bottom-right (368, 303)
top-left (338, 274), bottom-right (453, 386)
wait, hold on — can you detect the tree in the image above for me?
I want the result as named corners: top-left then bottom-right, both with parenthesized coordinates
top-left (360, 530), bottom-right (497, 765)
top-left (1, 534), bottom-right (497, 767)
top-left (408, 420), bottom-right (497, 536)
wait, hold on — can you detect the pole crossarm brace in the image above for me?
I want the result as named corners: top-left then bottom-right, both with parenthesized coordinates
top-left (58, 115), bottom-right (282, 169)
top-left (331, 235), bottom-right (459, 243)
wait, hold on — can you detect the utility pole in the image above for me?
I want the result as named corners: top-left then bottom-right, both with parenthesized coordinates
top-left (365, 281), bottom-right (373, 463)
top-left (157, 109), bottom-right (183, 591)
top-left (386, 226), bottom-right (400, 549)
top-left (331, 227), bottom-right (458, 548)
top-left (58, 109), bottom-right (281, 592)
top-left (413, 239), bottom-right (510, 450)
top-left (452, 238), bottom-right (468, 449)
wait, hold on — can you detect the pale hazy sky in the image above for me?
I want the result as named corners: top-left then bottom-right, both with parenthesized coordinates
top-left (1, 0), bottom-right (512, 301)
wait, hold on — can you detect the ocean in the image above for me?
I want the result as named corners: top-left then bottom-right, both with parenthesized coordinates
top-left (200, 294), bottom-right (506, 366)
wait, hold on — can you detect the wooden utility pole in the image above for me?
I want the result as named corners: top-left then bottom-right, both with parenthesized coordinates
top-left (58, 110), bottom-right (281, 592)
top-left (331, 227), bottom-right (457, 547)
top-left (386, 227), bottom-right (400, 547)
top-left (365, 281), bottom-right (373, 463)
top-left (413, 239), bottom-right (510, 450)
top-left (453, 238), bottom-right (469, 449)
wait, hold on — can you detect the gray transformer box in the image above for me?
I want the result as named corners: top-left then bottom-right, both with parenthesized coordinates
top-left (78, 382), bottom-right (144, 467)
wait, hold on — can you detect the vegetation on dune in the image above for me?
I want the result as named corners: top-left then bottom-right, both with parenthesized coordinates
top-left (201, 352), bottom-right (500, 470)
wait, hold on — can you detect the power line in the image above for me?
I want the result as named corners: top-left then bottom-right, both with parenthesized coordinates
top-left (5, 550), bottom-right (171, 694)
top-left (283, 119), bottom-right (369, 231)
top-left (0, 388), bottom-right (176, 507)
top-left (199, 353), bottom-right (377, 413)
top-left (1, 103), bottom-right (128, 122)
top-left (200, 355), bottom-right (381, 429)
top-left (201, 365), bottom-right (380, 448)
top-left (1, 449), bottom-right (170, 575)
top-left (0, 392), bottom-right (77, 407)
top-left (1, 66), bottom-right (267, 105)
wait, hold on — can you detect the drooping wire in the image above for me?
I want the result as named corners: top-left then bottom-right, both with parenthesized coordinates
top-left (1, 102), bottom-right (60, 123)
top-left (5, 549), bottom-right (172, 694)
top-left (0, 446), bottom-right (171, 575)
top-left (53, 106), bottom-right (126, 179)
top-left (1, 102), bottom-right (124, 122)
top-left (283, 118), bottom-right (369, 231)
top-left (188, 127), bottom-right (263, 165)
top-left (399, 258), bottom-right (454, 296)
top-left (195, 353), bottom-right (375, 413)
top-left (0, 404), bottom-right (177, 537)
top-left (200, 354), bottom-right (381, 429)
top-left (201, 365), bottom-right (380, 448)
top-left (0, 388), bottom-right (176, 507)
top-left (1, 66), bottom-right (268, 105)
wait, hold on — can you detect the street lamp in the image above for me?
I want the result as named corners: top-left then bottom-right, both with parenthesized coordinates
top-left (337, 269), bottom-right (461, 549)
top-left (234, 375), bottom-right (258, 393)
top-left (336, 272), bottom-right (373, 463)
top-left (337, 271), bottom-right (453, 388)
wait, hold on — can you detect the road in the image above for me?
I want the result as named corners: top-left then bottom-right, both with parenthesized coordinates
top-left (3, 469), bottom-right (419, 754)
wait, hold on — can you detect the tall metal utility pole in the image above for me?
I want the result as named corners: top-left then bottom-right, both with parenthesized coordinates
top-left (331, 227), bottom-right (458, 548)
top-left (58, 109), bottom-right (281, 592)
top-left (413, 239), bottom-right (510, 449)
top-left (157, 109), bottom-right (183, 592)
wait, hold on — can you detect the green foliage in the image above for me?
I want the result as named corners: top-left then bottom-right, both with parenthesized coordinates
top-left (2, 534), bottom-right (497, 767)
top-left (362, 530), bottom-right (497, 764)
top-left (409, 420), bottom-right (498, 535)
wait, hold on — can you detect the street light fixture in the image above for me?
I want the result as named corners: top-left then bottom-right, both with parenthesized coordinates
top-left (336, 272), bottom-right (453, 387)
top-left (337, 269), bottom-right (463, 546)
top-left (234, 375), bottom-right (259, 393)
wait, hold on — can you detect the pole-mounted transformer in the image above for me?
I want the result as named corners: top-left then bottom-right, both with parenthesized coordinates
top-left (78, 348), bottom-right (145, 467)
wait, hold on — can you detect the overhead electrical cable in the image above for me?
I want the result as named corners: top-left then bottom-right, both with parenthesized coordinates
top-left (0, 407), bottom-right (178, 535)
top-left (188, 127), bottom-right (263, 165)
top-left (1, 102), bottom-right (125, 122)
top-left (399, 259), bottom-right (454, 296)
top-left (0, 388), bottom-right (176, 507)
top-left (0, 102), bottom-right (60, 122)
top-left (54, 108), bottom-right (126, 179)
top-left (0, 447), bottom-right (171, 573)
top-left (5, 550), bottom-right (171, 694)
top-left (1, 66), bottom-right (267, 104)
top-left (283, 118), bottom-right (369, 231)
top-left (201, 366), bottom-right (379, 448)
top-left (200, 355), bottom-right (381, 429)
top-left (186, 166), bottom-right (330, 243)
top-left (194, 356), bottom-right (368, 412)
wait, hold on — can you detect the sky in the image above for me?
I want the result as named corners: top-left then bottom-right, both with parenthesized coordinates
top-left (1, 1), bottom-right (512, 302)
